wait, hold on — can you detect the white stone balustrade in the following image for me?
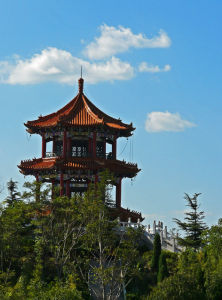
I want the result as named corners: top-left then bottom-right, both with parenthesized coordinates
top-left (117, 219), bottom-right (182, 253)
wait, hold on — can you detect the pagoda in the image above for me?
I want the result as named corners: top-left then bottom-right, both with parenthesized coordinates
top-left (18, 78), bottom-right (143, 222)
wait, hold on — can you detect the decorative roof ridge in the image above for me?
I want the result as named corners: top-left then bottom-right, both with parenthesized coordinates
top-left (81, 94), bottom-right (103, 123)
top-left (116, 206), bottom-right (142, 216)
top-left (19, 156), bottom-right (139, 169)
top-left (20, 157), bottom-right (43, 164)
top-left (57, 92), bottom-right (102, 125)
top-left (58, 93), bottom-right (83, 123)
top-left (109, 206), bottom-right (144, 220)
top-left (19, 156), bottom-right (59, 165)
top-left (82, 93), bottom-right (130, 127)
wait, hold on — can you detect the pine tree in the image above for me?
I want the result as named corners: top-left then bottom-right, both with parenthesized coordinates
top-left (157, 252), bottom-right (169, 282)
top-left (173, 193), bottom-right (207, 251)
top-left (5, 179), bottom-right (20, 206)
top-left (151, 233), bottom-right (161, 272)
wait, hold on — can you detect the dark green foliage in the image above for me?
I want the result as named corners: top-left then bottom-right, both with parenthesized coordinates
top-left (178, 249), bottom-right (205, 295)
top-left (5, 179), bottom-right (21, 206)
top-left (164, 251), bottom-right (178, 275)
top-left (174, 193), bottom-right (207, 251)
top-left (205, 260), bottom-right (222, 300)
top-left (0, 197), bottom-right (34, 288)
top-left (157, 252), bottom-right (169, 282)
top-left (1, 179), bottom-right (222, 299)
top-left (149, 272), bottom-right (206, 300)
top-left (0, 278), bottom-right (83, 300)
top-left (80, 173), bottom-right (143, 299)
top-left (204, 218), bottom-right (222, 259)
top-left (151, 233), bottom-right (161, 272)
top-left (150, 246), bottom-right (207, 299)
top-left (126, 251), bottom-right (154, 299)
top-left (202, 219), bottom-right (222, 300)
top-left (0, 174), bottom-right (144, 299)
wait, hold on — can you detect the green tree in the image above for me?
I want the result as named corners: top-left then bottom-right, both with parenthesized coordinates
top-left (151, 233), bottom-right (161, 272)
top-left (79, 173), bottom-right (143, 300)
top-left (178, 249), bottom-right (205, 295)
top-left (149, 272), bottom-right (206, 300)
top-left (0, 174), bottom-right (145, 299)
top-left (202, 219), bottom-right (222, 299)
top-left (125, 250), bottom-right (154, 299)
top-left (205, 259), bottom-right (222, 300)
top-left (204, 218), bottom-right (222, 260)
top-left (150, 250), bottom-right (206, 299)
top-left (157, 252), bottom-right (169, 282)
top-left (0, 199), bottom-right (34, 290)
top-left (5, 179), bottom-right (20, 207)
top-left (38, 196), bottom-right (86, 280)
top-left (174, 193), bottom-right (207, 251)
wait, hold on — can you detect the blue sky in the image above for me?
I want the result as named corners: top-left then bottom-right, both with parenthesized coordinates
top-left (0, 0), bottom-right (222, 228)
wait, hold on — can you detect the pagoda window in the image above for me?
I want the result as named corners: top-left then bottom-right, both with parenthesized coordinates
top-left (96, 141), bottom-right (105, 158)
top-left (71, 141), bottom-right (88, 157)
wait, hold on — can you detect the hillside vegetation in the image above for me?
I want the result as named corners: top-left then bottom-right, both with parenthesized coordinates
top-left (0, 178), bottom-right (221, 299)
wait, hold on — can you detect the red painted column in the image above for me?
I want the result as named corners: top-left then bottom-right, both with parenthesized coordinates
top-left (88, 137), bottom-right (92, 157)
top-left (63, 130), bottom-right (67, 158)
top-left (112, 135), bottom-right (117, 160)
top-left (52, 136), bottom-right (56, 155)
top-left (60, 172), bottom-right (64, 196)
top-left (104, 141), bottom-right (106, 158)
top-left (67, 137), bottom-right (71, 158)
top-left (116, 177), bottom-right (122, 208)
top-left (66, 180), bottom-right (71, 198)
top-left (93, 132), bottom-right (97, 158)
top-left (42, 134), bottom-right (46, 158)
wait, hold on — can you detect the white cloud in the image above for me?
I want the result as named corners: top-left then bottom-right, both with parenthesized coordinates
top-left (0, 24), bottom-right (171, 85)
top-left (145, 111), bottom-right (196, 132)
top-left (0, 47), bottom-right (134, 85)
top-left (0, 61), bottom-right (13, 82)
top-left (84, 24), bottom-right (171, 60)
top-left (139, 62), bottom-right (171, 73)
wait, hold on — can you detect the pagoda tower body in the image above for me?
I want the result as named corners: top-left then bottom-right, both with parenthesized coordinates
top-left (18, 78), bottom-right (143, 222)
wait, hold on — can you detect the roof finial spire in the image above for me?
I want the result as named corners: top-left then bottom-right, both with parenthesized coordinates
top-left (78, 67), bottom-right (84, 93)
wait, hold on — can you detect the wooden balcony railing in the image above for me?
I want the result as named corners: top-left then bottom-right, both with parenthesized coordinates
top-left (46, 151), bottom-right (114, 159)
top-left (46, 152), bottom-right (57, 158)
